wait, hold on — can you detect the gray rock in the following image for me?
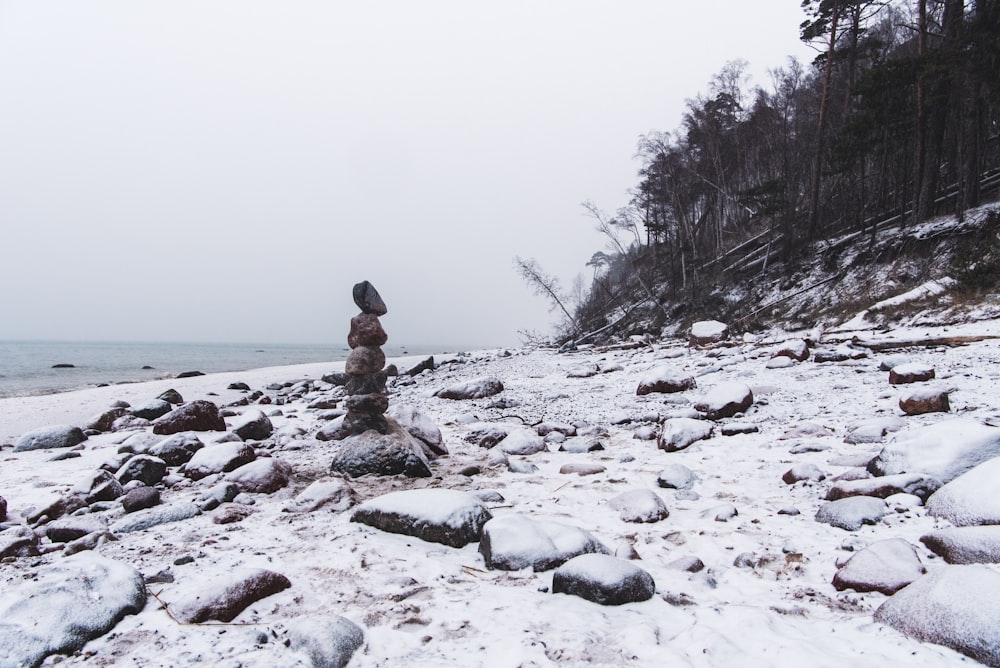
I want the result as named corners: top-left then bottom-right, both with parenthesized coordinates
top-left (13, 424), bottom-right (87, 452)
top-left (130, 399), bottom-right (173, 421)
top-left (826, 473), bottom-right (942, 502)
top-left (158, 389), bottom-right (183, 404)
top-left (479, 514), bottom-right (610, 571)
top-left (121, 486), bottom-right (161, 513)
top-left (782, 463), bottom-right (827, 485)
top-left (171, 569), bottom-right (291, 623)
top-left (386, 404), bottom-right (448, 459)
top-left (832, 538), bottom-right (926, 594)
top-left (868, 418), bottom-right (1000, 484)
top-left (558, 437), bottom-right (604, 453)
top-left (284, 479), bottom-right (356, 513)
top-left (44, 515), bottom-right (108, 543)
top-left (226, 458), bottom-right (292, 494)
top-left (497, 429), bottom-right (547, 456)
top-left (874, 565), bottom-right (1000, 667)
top-left (152, 400), bottom-right (226, 435)
top-left (657, 418), bottom-right (713, 452)
top-left (922, 526), bottom-right (1000, 564)
top-left (435, 377), bottom-right (504, 400)
top-left (0, 526), bottom-right (39, 559)
top-left (183, 442), bottom-right (256, 480)
top-left (463, 423), bottom-right (513, 448)
top-left (149, 432), bottom-right (204, 466)
top-left (232, 409), bottom-right (274, 441)
top-left (351, 489), bottom-right (492, 548)
top-left (352, 280), bottom-right (387, 316)
top-left (329, 420), bottom-right (431, 478)
top-left (288, 615), bottom-right (365, 668)
top-left (111, 502), bottom-right (201, 533)
top-left (815, 496), bottom-right (888, 531)
top-left (926, 457), bottom-right (1000, 527)
top-left (608, 489), bottom-right (669, 523)
top-left (73, 469), bottom-right (124, 503)
top-left (199, 482), bottom-right (241, 511)
top-left (552, 553), bottom-right (655, 605)
top-left (86, 408), bottom-right (129, 432)
top-left (0, 553), bottom-right (145, 668)
top-left (656, 464), bottom-right (698, 490)
top-left (116, 454), bottom-right (167, 486)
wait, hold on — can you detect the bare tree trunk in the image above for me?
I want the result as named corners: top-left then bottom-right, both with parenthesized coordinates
top-left (912, 0), bottom-right (928, 225)
top-left (808, 2), bottom-right (843, 238)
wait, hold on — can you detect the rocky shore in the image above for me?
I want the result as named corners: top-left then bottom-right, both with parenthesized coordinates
top-left (2, 317), bottom-right (1000, 667)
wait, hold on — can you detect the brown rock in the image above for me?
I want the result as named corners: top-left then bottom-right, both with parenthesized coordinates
top-left (900, 390), bottom-right (950, 415)
top-left (348, 313), bottom-right (388, 348)
top-left (346, 393), bottom-right (389, 415)
top-left (172, 569), bottom-right (292, 623)
top-left (345, 346), bottom-right (386, 376)
top-left (889, 364), bottom-right (935, 385)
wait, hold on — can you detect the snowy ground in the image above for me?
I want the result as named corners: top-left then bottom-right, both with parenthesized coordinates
top-left (3, 318), bottom-right (1000, 667)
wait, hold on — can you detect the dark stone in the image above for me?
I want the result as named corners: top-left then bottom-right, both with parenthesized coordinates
top-left (228, 382), bottom-right (251, 391)
top-left (552, 554), bottom-right (656, 605)
top-left (825, 473), bottom-right (942, 502)
top-left (407, 356), bottom-right (435, 377)
top-left (226, 458), bottom-right (292, 494)
top-left (348, 313), bottom-right (388, 348)
top-left (0, 526), bottom-right (39, 558)
top-left (183, 443), bottom-right (256, 480)
top-left (171, 569), bottom-right (292, 623)
top-left (889, 365), bottom-right (935, 385)
top-left (352, 280), bottom-right (387, 316)
top-left (479, 515), bottom-right (610, 571)
top-left (345, 393), bottom-right (389, 415)
top-left (345, 346), bottom-right (385, 376)
top-left (86, 408), bottom-right (129, 432)
top-left (116, 455), bottom-right (167, 486)
top-left (13, 425), bottom-right (87, 452)
top-left (232, 410), bottom-right (274, 441)
top-left (329, 421), bottom-right (431, 478)
top-left (77, 470), bottom-right (124, 504)
top-left (345, 371), bottom-right (388, 395)
top-left (341, 411), bottom-right (390, 436)
top-left (52, 363), bottom-right (75, 368)
top-left (900, 391), bottom-right (950, 415)
top-left (130, 399), bottom-right (173, 421)
top-left (150, 432), bottom-right (204, 466)
top-left (814, 350), bottom-right (850, 363)
top-left (322, 371), bottom-right (350, 386)
top-left (158, 389), bottom-right (184, 404)
top-left (213, 503), bottom-right (255, 524)
top-left (44, 515), bottom-right (109, 543)
top-left (351, 489), bottom-right (492, 547)
top-left (0, 495), bottom-right (6, 521)
top-left (152, 400), bottom-right (226, 434)
top-left (435, 377), bottom-right (504, 400)
top-left (122, 486), bottom-right (161, 513)
top-left (176, 371), bottom-right (205, 378)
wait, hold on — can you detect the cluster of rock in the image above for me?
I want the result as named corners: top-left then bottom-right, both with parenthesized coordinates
top-left (342, 281), bottom-right (391, 436)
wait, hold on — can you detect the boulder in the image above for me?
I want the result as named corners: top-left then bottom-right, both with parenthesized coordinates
top-left (152, 400), bottom-right (226, 435)
top-left (479, 514), bottom-right (610, 571)
top-left (406, 356), bottom-right (435, 377)
top-left (552, 554), bottom-right (655, 606)
top-left (844, 416), bottom-right (906, 444)
top-left (283, 479), bottom-right (357, 513)
top-left (352, 280), bottom-right (387, 316)
top-left (329, 419), bottom-right (431, 478)
top-left (0, 553), bottom-right (145, 668)
top-left (656, 464), bottom-right (698, 490)
top-left (386, 404), bottom-right (448, 459)
top-left (171, 569), bottom-right (291, 623)
top-left (566, 362), bottom-right (599, 378)
top-left (559, 462), bottom-right (606, 476)
top-left (73, 470), bottom-right (124, 503)
top-left (288, 615), bottom-right (365, 668)
top-left (689, 320), bottom-right (728, 346)
top-left (344, 346), bottom-right (385, 376)
top-left (0, 526), bottom-right (39, 558)
top-left (116, 454), bottom-right (167, 486)
top-left (43, 515), bottom-right (109, 543)
top-left (149, 432), bottom-right (204, 466)
top-left (129, 399), bottom-right (172, 421)
top-left (874, 565), bottom-right (1000, 667)
top-left (832, 538), bottom-right (926, 594)
top-left (608, 490), bottom-right (669, 523)
top-left (497, 429), bottom-right (547, 456)
top-left (183, 442), bottom-right (256, 480)
top-left (814, 496), bottom-right (888, 531)
top-left (226, 458), bottom-right (292, 494)
top-left (868, 418), bottom-right (1000, 484)
top-left (782, 463), bottom-right (827, 485)
top-left (158, 389), bottom-right (183, 404)
top-left (121, 486), bottom-right (161, 513)
top-left (889, 363), bottom-right (935, 385)
top-left (926, 457), bottom-right (1000, 527)
top-left (351, 488), bottom-right (492, 548)
top-left (771, 338), bottom-right (809, 362)
top-left (693, 383), bottom-right (753, 420)
top-left (13, 424), bottom-right (87, 452)
top-left (111, 502), bottom-right (201, 534)
top-left (463, 423), bottom-right (514, 448)
top-left (921, 527), bottom-right (1000, 564)
top-left (899, 388), bottom-right (950, 415)
top-left (657, 418), bottom-right (713, 452)
top-left (636, 366), bottom-right (696, 396)
top-left (86, 407), bottom-right (129, 432)
top-left (825, 473), bottom-right (942, 502)
top-left (232, 409), bottom-right (274, 441)
top-left (435, 377), bottom-right (504, 400)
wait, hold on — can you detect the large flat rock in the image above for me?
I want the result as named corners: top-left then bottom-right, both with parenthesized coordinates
top-left (351, 488), bottom-right (492, 548)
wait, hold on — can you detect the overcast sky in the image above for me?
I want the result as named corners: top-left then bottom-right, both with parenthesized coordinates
top-left (0, 1), bottom-right (815, 348)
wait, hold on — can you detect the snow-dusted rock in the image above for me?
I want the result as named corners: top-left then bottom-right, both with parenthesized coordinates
top-left (832, 538), bottom-right (926, 594)
top-left (152, 399), bottom-right (226, 434)
top-left (926, 457), bottom-right (1000, 526)
top-left (814, 496), bottom-right (888, 531)
top-left (86, 407), bottom-right (129, 432)
top-left (922, 526), bottom-right (1000, 564)
top-left (116, 454), bottom-right (167, 486)
top-left (689, 320), bottom-right (728, 346)
top-left (899, 388), bottom-right (950, 415)
top-left (844, 416), bottom-right (906, 444)
top-left (0, 526), bottom-right (39, 558)
top-left (13, 424), bottom-right (86, 452)
top-left (435, 376), bottom-right (504, 400)
top-left (130, 398), bottom-right (172, 420)
top-left (608, 489), bottom-right (669, 523)
top-left (288, 615), bottom-right (365, 668)
top-left (225, 457), bottom-right (292, 494)
top-left (765, 356), bottom-right (796, 369)
top-left (693, 382), bottom-right (753, 420)
top-left (497, 428), bottom-right (547, 456)
top-left (463, 422), bottom-right (513, 448)
top-left (386, 404), bottom-right (448, 459)
top-left (635, 366), bottom-right (696, 396)
top-left (559, 437), bottom-right (604, 453)
top-left (284, 479), bottom-right (356, 513)
top-left (889, 363), bottom-right (935, 385)
top-left (656, 463), bottom-right (698, 490)
top-left (567, 362), bottom-right (599, 378)
top-left (183, 442), bottom-right (256, 480)
top-left (352, 489), bottom-right (492, 548)
top-left (44, 514), bottom-right (109, 543)
top-left (552, 553), bottom-right (655, 605)
top-left (536, 422), bottom-right (577, 438)
top-left (149, 432), bottom-right (204, 466)
top-left (479, 514), bottom-right (610, 571)
top-left (826, 473), bottom-right (941, 502)
top-left (73, 469), bottom-right (124, 503)
top-left (559, 462), bottom-right (606, 476)
top-left (771, 338), bottom-right (809, 362)
top-left (330, 421), bottom-right (431, 478)
top-left (0, 553), bottom-right (145, 667)
top-left (111, 502), bottom-right (201, 534)
top-left (121, 486), bottom-right (160, 513)
top-left (657, 418), bottom-right (713, 452)
top-left (875, 565), bottom-right (1000, 667)
top-left (782, 463), bottom-right (827, 484)
top-left (232, 409), bottom-right (274, 441)
top-left (868, 418), bottom-right (1000, 483)
top-left (171, 568), bottom-right (291, 623)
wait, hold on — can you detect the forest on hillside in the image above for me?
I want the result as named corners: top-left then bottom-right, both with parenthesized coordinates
top-left (521, 0), bottom-right (1000, 343)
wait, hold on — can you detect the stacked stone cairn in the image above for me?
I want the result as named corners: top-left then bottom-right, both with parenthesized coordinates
top-left (343, 281), bottom-right (391, 436)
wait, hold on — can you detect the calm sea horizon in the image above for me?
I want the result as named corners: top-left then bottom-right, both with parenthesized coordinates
top-left (0, 340), bottom-right (464, 399)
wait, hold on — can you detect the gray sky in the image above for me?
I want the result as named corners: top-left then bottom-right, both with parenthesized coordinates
top-left (0, 1), bottom-right (814, 348)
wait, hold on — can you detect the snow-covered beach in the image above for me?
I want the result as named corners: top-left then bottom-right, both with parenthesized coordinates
top-left (3, 319), bottom-right (1000, 667)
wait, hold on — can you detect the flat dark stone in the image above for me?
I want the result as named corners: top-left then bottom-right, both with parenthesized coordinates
top-left (352, 280), bottom-right (387, 316)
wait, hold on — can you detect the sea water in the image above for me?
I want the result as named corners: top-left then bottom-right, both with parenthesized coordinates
top-left (0, 340), bottom-right (446, 398)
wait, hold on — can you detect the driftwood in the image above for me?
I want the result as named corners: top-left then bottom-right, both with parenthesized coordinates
top-left (736, 273), bottom-right (844, 323)
top-left (850, 334), bottom-right (1000, 351)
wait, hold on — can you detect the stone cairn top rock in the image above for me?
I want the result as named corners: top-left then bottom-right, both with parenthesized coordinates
top-left (344, 281), bottom-right (390, 435)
